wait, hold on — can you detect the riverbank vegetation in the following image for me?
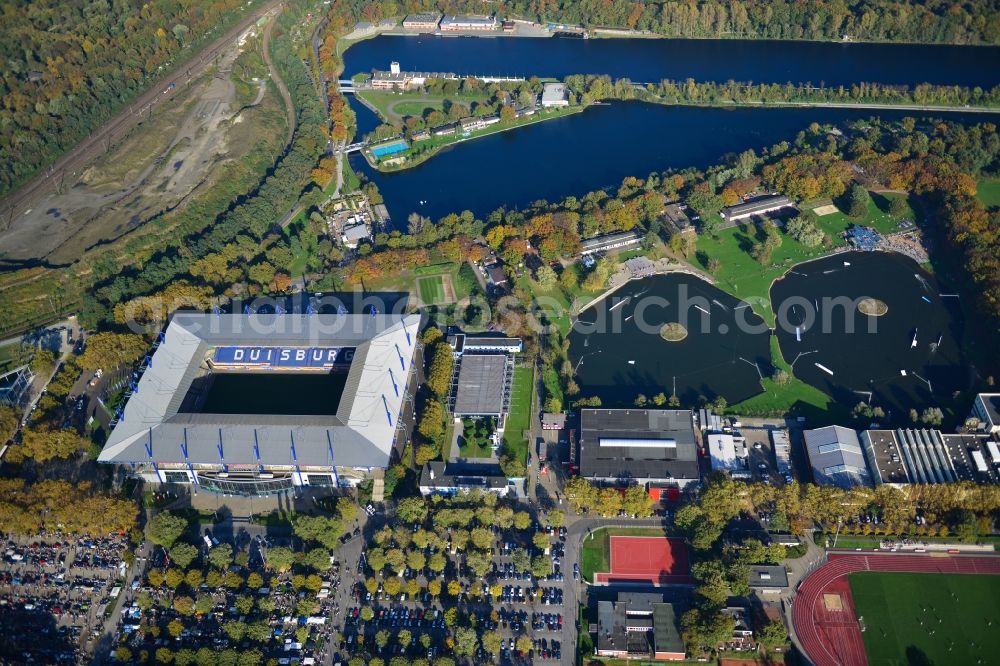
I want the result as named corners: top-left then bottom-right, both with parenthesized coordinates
top-left (564, 74), bottom-right (1000, 110)
top-left (0, 0), bottom-right (267, 198)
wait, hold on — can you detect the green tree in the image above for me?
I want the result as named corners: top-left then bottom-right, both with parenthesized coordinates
top-left (169, 542), bottom-right (199, 569)
top-left (147, 511), bottom-right (188, 548)
top-left (757, 619), bottom-right (789, 650)
top-left (847, 184), bottom-right (871, 217)
top-left (207, 543), bottom-right (233, 570)
top-left (265, 546), bottom-right (295, 573)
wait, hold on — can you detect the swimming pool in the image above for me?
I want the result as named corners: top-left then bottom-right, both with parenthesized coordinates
top-left (371, 140), bottom-right (408, 157)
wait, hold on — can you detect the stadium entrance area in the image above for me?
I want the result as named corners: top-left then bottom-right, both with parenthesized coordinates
top-left (196, 471), bottom-right (296, 496)
top-left (184, 372), bottom-right (349, 416)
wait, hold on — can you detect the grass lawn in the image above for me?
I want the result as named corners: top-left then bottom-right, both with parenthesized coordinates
top-left (977, 177), bottom-right (1000, 208)
top-left (849, 572), bottom-right (1000, 666)
top-left (579, 526), bottom-right (672, 583)
top-left (363, 255), bottom-right (472, 303)
top-left (355, 90), bottom-right (489, 122)
top-left (697, 191), bottom-right (919, 326)
top-left (729, 334), bottom-right (849, 422)
top-left (417, 275), bottom-right (445, 304)
top-left (502, 366), bottom-right (534, 466)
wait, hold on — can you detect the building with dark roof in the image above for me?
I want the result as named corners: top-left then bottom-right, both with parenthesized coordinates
top-left (803, 425), bottom-right (871, 489)
top-left (662, 202), bottom-right (695, 235)
top-left (445, 332), bottom-right (520, 424)
top-left (720, 194), bottom-right (795, 227)
top-left (748, 565), bottom-right (788, 594)
top-left (942, 433), bottom-right (1000, 486)
top-left (449, 354), bottom-right (512, 418)
top-left (97, 312), bottom-right (422, 496)
top-left (578, 409), bottom-right (699, 486)
top-left (861, 428), bottom-right (960, 487)
top-left (596, 593), bottom-right (686, 661)
top-left (419, 461), bottom-right (510, 496)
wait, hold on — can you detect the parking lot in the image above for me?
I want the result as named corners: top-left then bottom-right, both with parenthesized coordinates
top-left (741, 427), bottom-right (781, 483)
top-left (340, 499), bottom-right (575, 665)
top-left (0, 533), bottom-right (129, 663)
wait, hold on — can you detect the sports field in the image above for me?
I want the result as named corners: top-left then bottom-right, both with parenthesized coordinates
top-left (848, 571), bottom-right (1000, 665)
top-left (579, 527), bottom-right (693, 585)
top-left (417, 275), bottom-right (445, 304)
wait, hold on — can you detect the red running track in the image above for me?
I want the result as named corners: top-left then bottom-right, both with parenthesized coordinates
top-left (793, 553), bottom-right (1000, 666)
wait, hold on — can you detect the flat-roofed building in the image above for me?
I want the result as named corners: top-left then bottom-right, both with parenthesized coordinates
top-left (447, 334), bottom-right (523, 355)
top-left (707, 433), bottom-right (750, 477)
top-left (402, 13), bottom-right (441, 30)
top-left (860, 429), bottom-right (957, 487)
top-left (579, 409), bottom-right (700, 486)
top-left (596, 593), bottom-right (686, 661)
top-left (942, 433), bottom-right (1000, 485)
top-left (803, 425), bottom-right (871, 488)
top-left (542, 412), bottom-right (566, 430)
top-left (579, 230), bottom-right (642, 256)
top-left (439, 14), bottom-right (497, 31)
top-left (720, 194), bottom-right (795, 228)
top-left (419, 461), bottom-right (510, 496)
top-left (748, 565), bottom-right (788, 594)
top-left (771, 429), bottom-right (792, 478)
top-left (541, 82), bottom-right (569, 107)
top-left (970, 393), bottom-right (1000, 434)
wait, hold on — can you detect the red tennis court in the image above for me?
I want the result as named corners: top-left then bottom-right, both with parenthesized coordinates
top-left (594, 536), bottom-right (694, 585)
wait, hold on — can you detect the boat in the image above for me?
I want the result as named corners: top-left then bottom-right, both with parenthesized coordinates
top-left (608, 296), bottom-right (631, 312)
top-left (921, 296), bottom-right (932, 303)
top-left (694, 304), bottom-right (710, 315)
top-left (814, 362), bottom-right (834, 376)
top-left (900, 369), bottom-right (907, 377)
top-left (795, 326), bottom-right (801, 342)
top-left (624, 315), bottom-right (633, 322)
top-left (628, 360), bottom-right (635, 365)
top-left (911, 329), bottom-right (918, 348)
top-left (843, 261), bottom-right (851, 266)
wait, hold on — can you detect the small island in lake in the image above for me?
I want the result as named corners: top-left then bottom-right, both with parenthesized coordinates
top-left (858, 297), bottom-right (888, 317)
top-left (660, 322), bottom-right (689, 342)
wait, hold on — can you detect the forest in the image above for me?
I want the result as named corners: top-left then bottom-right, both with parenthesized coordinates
top-left (0, 0), bottom-right (265, 197)
top-left (564, 74), bottom-right (1000, 108)
top-left (348, 0), bottom-right (1000, 44)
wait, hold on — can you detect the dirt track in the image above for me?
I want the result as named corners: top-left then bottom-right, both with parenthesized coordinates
top-left (0, 0), bottom-right (284, 239)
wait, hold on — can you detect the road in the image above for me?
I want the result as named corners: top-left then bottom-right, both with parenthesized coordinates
top-left (0, 0), bottom-right (284, 222)
top-left (262, 11), bottom-right (296, 148)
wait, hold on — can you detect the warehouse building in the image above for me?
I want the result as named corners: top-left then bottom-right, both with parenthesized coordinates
top-left (439, 14), bottom-right (497, 31)
top-left (97, 312), bottom-right (422, 496)
top-left (578, 409), bottom-right (700, 487)
top-left (803, 425), bottom-right (871, 489)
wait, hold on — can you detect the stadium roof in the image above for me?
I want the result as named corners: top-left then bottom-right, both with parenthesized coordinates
top-left (98, 312), bottom-right (421, 470)
top-left (452, 353), bottom-right (509, 416)
top-left (579, 409), bottom-right (699, 482)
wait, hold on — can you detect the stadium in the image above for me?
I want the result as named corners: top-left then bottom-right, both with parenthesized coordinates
top-left (97, 312), bottom-right (422, 496)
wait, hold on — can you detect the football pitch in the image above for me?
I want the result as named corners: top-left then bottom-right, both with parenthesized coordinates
top-left (848, 571), bottom-right (1000, 665)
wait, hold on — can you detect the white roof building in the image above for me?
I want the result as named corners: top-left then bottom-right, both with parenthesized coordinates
top-left (707, 433), bottom-right (749, 477)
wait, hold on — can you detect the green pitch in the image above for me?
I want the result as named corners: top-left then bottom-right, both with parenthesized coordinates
top-left (848, 571), bottom-right (1000, 666)
top-left (418, 275), bottom-right (445, 304)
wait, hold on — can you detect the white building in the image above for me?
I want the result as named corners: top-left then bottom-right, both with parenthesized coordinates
top-left (707, 433), bottom-right (750, 478)
top-left (541, 82), bottom-right (569, 107)
top-left (803, 425), bottom-right (871, 489)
